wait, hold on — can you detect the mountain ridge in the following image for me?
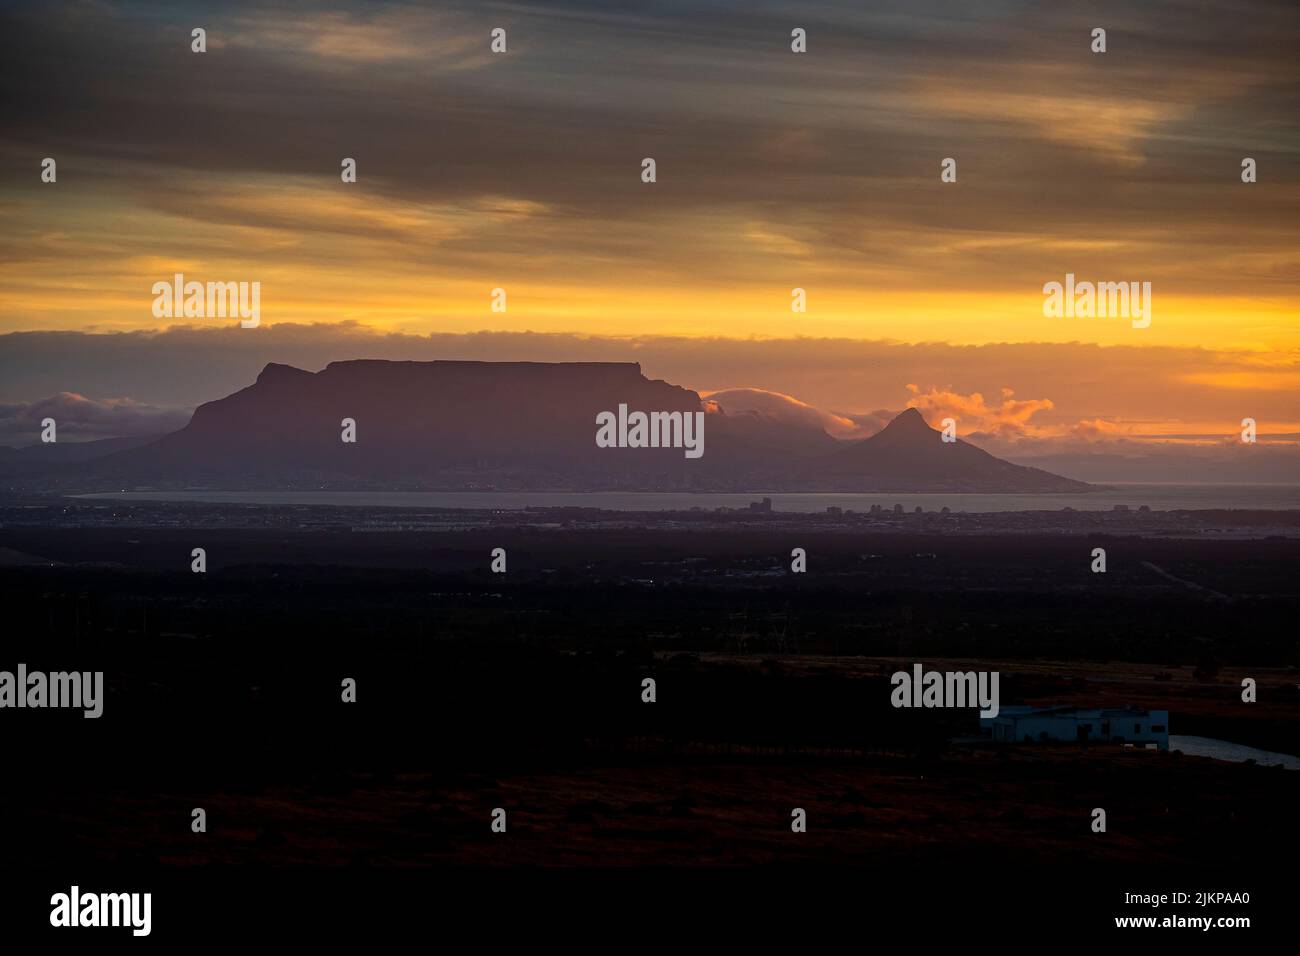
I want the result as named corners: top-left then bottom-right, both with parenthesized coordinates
top-left (22, 360), bottom-right (1095, 493)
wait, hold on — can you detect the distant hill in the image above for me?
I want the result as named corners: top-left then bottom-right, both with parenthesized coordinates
top-left (814, 408), bottom-right (1091, 492)
top-left (47, 360), bottom-right (1091, 493)
top-left (0, 434), bottom-right (161, 476)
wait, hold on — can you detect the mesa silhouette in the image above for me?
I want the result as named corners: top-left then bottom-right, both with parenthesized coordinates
top-left (68, 360), bottom-right (1091, 492)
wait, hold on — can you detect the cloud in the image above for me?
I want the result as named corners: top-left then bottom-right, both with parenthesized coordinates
top-left (1070, 418), bottom-right (1134, 442)
top-left (913, 84), bottom-right (1187, 167)
top-left (2, 0), bottom-right (1298, 325)
top-left (227, 9), bottom-right (488, 67)
top-left (904, 384), bottom-right (1054, 439)
top-left (0, 392), bottom-right (190, 447)
top-left (701, 386), bottom-right (872, 438)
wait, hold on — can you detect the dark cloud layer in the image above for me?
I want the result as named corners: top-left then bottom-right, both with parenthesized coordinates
top-left (3, 0), bottom-right (1298, 293)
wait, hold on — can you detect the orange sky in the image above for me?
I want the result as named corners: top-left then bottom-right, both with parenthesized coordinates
top-left (1, 0), bottom-right (1298, 453)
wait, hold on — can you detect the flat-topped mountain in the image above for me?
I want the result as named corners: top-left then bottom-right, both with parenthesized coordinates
top-left (56, 360), bottom-right (1091, 493)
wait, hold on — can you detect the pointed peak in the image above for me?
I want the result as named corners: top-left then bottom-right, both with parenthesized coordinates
top-left (888, 407), bottom-right (932, 430)
top-left (255, 362), bottom-right (312, 385)
top-left (861, 407), bottom-right (941, 446)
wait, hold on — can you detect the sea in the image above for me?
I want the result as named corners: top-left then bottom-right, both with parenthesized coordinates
top-left (1169, 736), bottom-right (1300, 770)
top-left (76, 483), bottom-right (1300, 512)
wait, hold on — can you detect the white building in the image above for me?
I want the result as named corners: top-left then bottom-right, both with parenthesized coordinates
top-left (980, 706), bottom-right (1169, 750)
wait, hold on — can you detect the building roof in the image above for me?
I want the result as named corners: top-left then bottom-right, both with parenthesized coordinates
top-left (984, 706), bottom-right (1168, 721)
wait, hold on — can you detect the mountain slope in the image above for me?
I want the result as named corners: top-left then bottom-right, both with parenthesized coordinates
top-left (0, 434), bottom-right (162, 476)
top-left (91, 360), bottom-right (705, 486)
top-left (817, 408), bottom-right (1092, 492)
top-left (69, 361), bottom-right (1091, 493)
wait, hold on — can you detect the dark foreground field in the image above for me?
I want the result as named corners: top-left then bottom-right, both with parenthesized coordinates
top-left (11, 745), bottom-right (1296, 869)
top-left (1, 521), bottom-right (1296, 934)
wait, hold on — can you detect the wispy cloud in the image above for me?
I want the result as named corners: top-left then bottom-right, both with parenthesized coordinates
top-left (0, 392), bottom-right (190, 446)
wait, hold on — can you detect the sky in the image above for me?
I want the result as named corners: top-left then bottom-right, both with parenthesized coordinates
top-left (1, 0), bottom-right (1297, 475)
